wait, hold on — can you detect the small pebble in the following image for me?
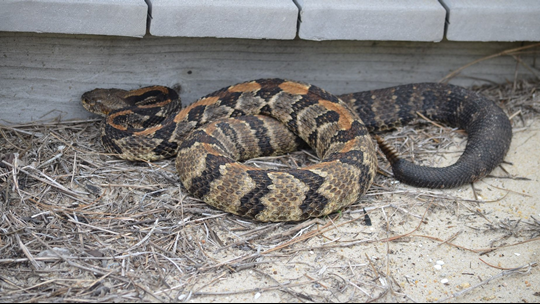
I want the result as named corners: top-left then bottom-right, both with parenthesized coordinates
top-left (254, 292), bottom-right (261, 300)
top-left (514, 253), bottom-right (521, 256)
top-left (434, 264), bottom-right (442, 270)
top-left (436, 260), bottom-right (445, 265)
top-left (441, 278), bottom-right (449, 284)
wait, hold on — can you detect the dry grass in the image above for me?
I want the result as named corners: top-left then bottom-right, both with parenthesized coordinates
top-left (1, 78), bottom-right (539, 302)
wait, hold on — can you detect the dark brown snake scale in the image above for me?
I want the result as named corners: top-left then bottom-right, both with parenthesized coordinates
top-left (82, 79), bottom-right (512, 222)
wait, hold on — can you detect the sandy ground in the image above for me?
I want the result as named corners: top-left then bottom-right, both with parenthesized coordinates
top-left (0, 83), bottom-right (538, 303)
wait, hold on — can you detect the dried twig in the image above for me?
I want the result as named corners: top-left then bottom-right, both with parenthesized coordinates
top-left (436, 262), bottom-right (537, 303)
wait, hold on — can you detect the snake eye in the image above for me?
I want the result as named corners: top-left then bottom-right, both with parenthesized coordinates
top-left (81, 93), bottom-right (109, 116)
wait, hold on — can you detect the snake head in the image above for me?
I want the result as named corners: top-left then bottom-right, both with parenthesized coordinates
top-left (81, 88), bottom-right (130, 117)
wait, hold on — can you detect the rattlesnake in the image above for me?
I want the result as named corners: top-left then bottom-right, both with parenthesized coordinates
top-left (82, 79), bottom-right (512, 222)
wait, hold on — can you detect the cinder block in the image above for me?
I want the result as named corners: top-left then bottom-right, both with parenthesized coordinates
top-left (296, 0), bottom-right (446, 41)
top-left (0, 0), bottom-right (147, 37)
top-left (150, 0), bottom-right (298, 39)
top-left (441, 0), bottom-right (540, 41)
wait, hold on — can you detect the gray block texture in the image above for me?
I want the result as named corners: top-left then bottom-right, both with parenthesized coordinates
top-left (0, 0), bottom-right (147, 37)
top-left (150, 0), bottom-right (299, 39)
top-left (295, 0), bottom-right (446, 41)
top-left (442, 0), bottom-right (540, 41)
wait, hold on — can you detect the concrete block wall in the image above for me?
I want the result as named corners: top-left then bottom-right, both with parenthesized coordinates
top-left (442, 0), bottom-right (540, 42)
top-left (295, 0), bottom-right (446, 42)
top-left (1, 0), bottom-right (540, 41)
top-left (0, 0), bottom-right (148, 37)
top-left (150, 0), bottom-right (298, 39)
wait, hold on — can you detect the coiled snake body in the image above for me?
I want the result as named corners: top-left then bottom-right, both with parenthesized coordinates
top-left (82, 79), bottom-right (512, 222)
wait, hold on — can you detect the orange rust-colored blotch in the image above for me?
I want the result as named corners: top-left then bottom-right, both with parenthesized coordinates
top-left (228, 81), bottom-right (262, 93)
top-left (202, 142), bottom-right (222, 156)
top-left (106, 110), bottom-right (131, 131)
top-left (278, 81), bottom-right (309, 95)
top-left (202, 122), bottom-right (218, 135)
top-left (317, 99), bottom-right (354, 130)
top-left (173, 96), bottom-right (221, 123)
top-left (134, 125), bottom-right (163, 136)
top-left (338, 137), bottom-right (360, 153)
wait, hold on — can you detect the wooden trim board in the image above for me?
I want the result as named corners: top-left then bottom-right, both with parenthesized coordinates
top-left (0, 33), bottom-right (537, 124)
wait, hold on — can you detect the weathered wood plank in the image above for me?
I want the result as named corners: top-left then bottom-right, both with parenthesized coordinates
top-left (0, 33), bottom-right (537, 124)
